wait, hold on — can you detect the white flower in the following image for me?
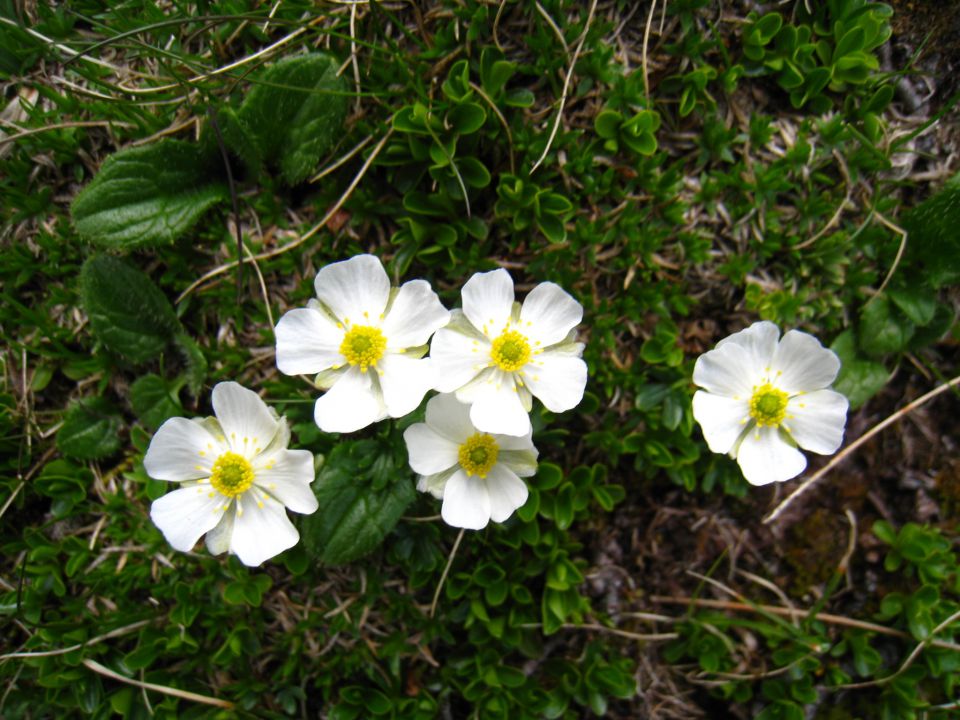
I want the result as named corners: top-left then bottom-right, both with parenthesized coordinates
top-left (144, 382), bottom-right (318, 566)
top-left (429, 268), bottom-right (587, 437)
top-left (404, 393), bottom-right (539, 530)
top-left (275, 254), bottom-right (450, 433)
top-left (692, 321), bottom-right (849, 486)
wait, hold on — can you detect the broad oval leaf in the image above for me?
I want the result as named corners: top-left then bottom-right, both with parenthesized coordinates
top-left (79, 255), bottom-right (182, 363)
top-left (129, 374), bottom-right (182, 431)
top-left (300, 442), bottom-right (416, 565)
top-left (57, 396), bottom-right (123, 460)
top-left (71, 139), bottom-right (227, 249)
top-left (231, 53), bottom-right (348, 185)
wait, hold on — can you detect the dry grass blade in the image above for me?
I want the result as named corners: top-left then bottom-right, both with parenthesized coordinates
top-left (82, 659), bottom-right (234, 709)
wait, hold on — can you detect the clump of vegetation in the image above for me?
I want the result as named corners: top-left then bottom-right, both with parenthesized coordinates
top-left (1, 1), bottom-right (958, 717)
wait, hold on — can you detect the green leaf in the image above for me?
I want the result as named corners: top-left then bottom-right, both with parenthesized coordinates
top-left (859, 295), bottom-right (914, 357)
top-left (887, 286), bottom-right (937, 326)
top-left (230, 53), bottom-right (348, 185)
top-left (79, 255), bottom-right (181, 363)
top-left (57, 396), bottom-right (123, 460)
top-left (300, 442), bottom-right (416, 565)
top-left (831, 329), bottom-right (889, 409)
top-left (129, 374), bottom-right (182, 431)
top-left (594, 109), bottom-right (623, 139)
top-left (447, 102), bottom-right (486, 135)
top-left (71, 139), bottom-right (227, 249)
top-left (902, 172), bottom-right (960, 287)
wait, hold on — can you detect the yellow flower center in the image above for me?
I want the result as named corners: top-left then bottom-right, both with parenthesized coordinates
top-left (490, 329), bottom-right (531, 372)
top-left (210, 451), bottom-right (254, 497)
top-left (749, 383), bottom-right (789, 427)
top-left (339, 324), bottom-right (386, 372)
top-left (458, 433), bottom-right (499, 478)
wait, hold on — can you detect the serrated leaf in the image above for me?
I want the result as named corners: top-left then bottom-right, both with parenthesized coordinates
top-left (129, 374), bottom-right (182, 431)
top-left (300, 442), bottom-right (415, 565)
top-left (71, 139), bottom-right (227, 249)
top-left (902, 172), bottom-right (960, 287)
top-left (230, 53), bottom-right (348, 185)
top-left (57, 397), bottom-right (123, 460)
top-left (79, 255), bottom-right (182, 363)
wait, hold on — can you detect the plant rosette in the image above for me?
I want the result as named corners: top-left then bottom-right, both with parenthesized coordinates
top-left (691, 321), bottom-right (849, 485)
top-left (144, 382), bottom-right (318, 566)
top-left (404, 393), bottom-right (538, 529)
top-left (275, 254), bottom-right (450, 433)
top-left (429, 268), bottom-right (587, 436)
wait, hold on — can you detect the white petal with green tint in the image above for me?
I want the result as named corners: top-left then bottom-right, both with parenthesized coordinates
top-left (313, 254), bottom-right (390, 323)
top-left (458, 370), bottom-right (531, 437)
top-left (403, 423), bottom-right (460, 475)
top-left (274, 307), bottom-right (344, 374)
top-left (521, 352), bottom-right (587, 413)
top-left (519, 282), bottom-right (583, 347)
top-left (734, 426), bottom-right (807, 485)
top-left (430, 321), bottom-right (491, 393)
top-left (441, 470), bottom-right (492, 530)
top-left (212, 382), bottom-right (279, 458)
top-left (150, 486), bottom-right (226, 551)
top-left (313, 366), bottom-right (386, 433)
top-left (692, 391), bottom-right (750, 454)
top-left (230, 492), bottom-right (300, 567)
top-left (772, 330), bottom-right (841, 394)
top-left (461, 268), bottom-right (514, 338)
top-left (425, 391), bottom-right (476, 444)
top-left (784, 389), bottom-right (849, 455)
top-left (382, 279), bottom-right (450, 349)
top-left (484, 464), bottom-right (529, 523)
top-left (378, 354), bottom-right (433, 418)
top-left (144, 417), bottom-right (221, 481)
top-left (254, 449), bottom-right (318, 514)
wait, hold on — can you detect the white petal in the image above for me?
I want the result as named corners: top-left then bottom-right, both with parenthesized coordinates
top-left (692, 390), bottom-right (750, 454)
top-left (441, 469), bottom-right (492, 529)
top-left (404, 423), bottom-right (460, 475)
top-left (144, 417), bottom-right (220, 481)
top-left (425, 392), bottom-right (476, 444)
top-left (313, 254), bottom-right (390, 324)
top-left (150, 486), bottom-right (226, 552)
top-left (784, 389), bottom-right (848, 455)
top-left (461, 268), bottom-right (514, 339)
top-left (692, 342), bottom-right (757, 398)
top-left (254, 449), bottom-right (318, 514)
top-left (378, 354), bottom-right (431, 418)
top-left (704, 321), bottom-right (780, 391)
top-left (382, 279), bottom-right (450, 349)
top-left (519, 282), bottom-right (583, 347)
top-left (230, 492), bottom-right (300, 566)
top-left (211, 382), bottom-right (279, 457)
top-left (417, 471), bottom-right (450, 499)
top-left (484, 464), bottom-right (529, 523)
top-left (521, 352), bottom-right (587, 413)
top-left (772, 330), bottom-right (841, 394)
top-left (497, 449), bottom-right (539, 477)
top-left (275, 307), bottom-right (344, 375)
top-left (314, 367), bottom-right (386, 433)
top-left (430, 324), bottom-right (490, 393)
top-left (460, 371), bottom-right (531, 437)
top-left (205, 509), bottom-right (235, 555)
top-left (735, 426), bottom-right (807, 486)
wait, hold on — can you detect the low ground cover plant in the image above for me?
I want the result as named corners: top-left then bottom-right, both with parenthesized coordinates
top-left (2, 1), bottom-right (959, 718)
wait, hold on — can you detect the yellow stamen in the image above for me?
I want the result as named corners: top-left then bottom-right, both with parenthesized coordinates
top-left (339, 325), bottom-right (387, 373)
top-left (457, 433), bottom-right (500, 478)
top-left (209, 451), bottom-right (255, 498)
top-left (749, 383), bottom-right (789, 428)
top-left (490, 329), bottom-right (531, 372)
